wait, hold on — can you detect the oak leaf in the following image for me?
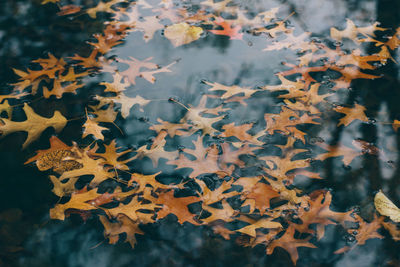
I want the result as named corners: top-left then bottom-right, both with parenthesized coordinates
top-left (59, 147), bottom-right (113, 186)
top-left (100, 72), bottom-right (130, 93)
top-left (43, 80), bottom-right (84, 99)
top-left (209, 17), bottom-right (243, 40)
top-left (107, 196), bottom-right (158, 224)
top-left (201, 0), bottom-right (238, 14)
top-left (0, 100), bottom-right (12, 118)
top-left (57, 5), bottom-right (82, 16)
top-left (156, 190), bottom-right (201, 225)
top-left (242, 182), bottom-right (280, 214)
top-left (295, 191), bottom-right (355, 240)
top-left (91, 140), bottom-right (133, 170)
top-left (264, 106), bottom-right (320, 143)
top-left (128, 171), bottom-right (175, 192)
top-left (99, 214), bottom-right (143, 248)
top-left (133, 131), bottom-right (179, 167)
top-left (86, 0), bottom-right (124, 18)
top-left (49, 175), bottom-right (79, 197)
top-left (50, 188), bottom-right (101, 220)
top-left (237, 218), bottom-right (282, 237)
top-left (0, 104), bottom-right (67, 148)
top-left (220, 122), bottom-right (264, 145)
top-left (330, 19), bottom-right (386, 43)
top-left (196, 178), bottom-right (239, 205)
top-left (266, 226), bottom-right (316, 265)
top-left (118, 56), bottom-right (176, 85)
top-left (82, 116), bottom-right (109, 140)
top-left (349, 214), bottom-right (384, 245)
top-left (167, 136), bottom-right (234, 178)
top-left (88, 102), bottom-right (118, 124)
top-left (315, 139), bottom-right (377, 166)
top-left (202, 200), bottom-right (237, 223)
top-left (203, 81), bottom-right (258, 104)
top-left (334, 103), bottom-right (369, 126)
top-left (96, 93), bottom-right (150, 119)
top-left (178, 96), bottom-right (227, 136)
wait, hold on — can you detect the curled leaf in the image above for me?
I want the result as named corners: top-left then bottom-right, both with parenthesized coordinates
top-left (164, 23), bottom-right (203, 47)
top-left (374, 190), bottom-right (400, 222)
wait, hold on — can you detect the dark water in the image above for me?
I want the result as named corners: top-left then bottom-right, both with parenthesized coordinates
top-left (0, 0), bottom-right (400, 266)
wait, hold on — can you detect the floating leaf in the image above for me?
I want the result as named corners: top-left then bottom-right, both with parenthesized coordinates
top-left (164, 22), bottom-right (203, 47)
top-left (374, 190), bottom-right (400, 223)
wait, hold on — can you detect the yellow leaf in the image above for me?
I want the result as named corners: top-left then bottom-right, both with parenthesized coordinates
top-left (41, 0), bottom-right (59, 4)
top-left (164, 23), bottom-right (203, 47)
top-left (0, 100), bottom-right (12, 118)
top-left (0, 104), bottom-right (67, 148)
top-left (374, 190), bottom-right (400, 222)
top-left (82, 116), bottom-right (108, 140)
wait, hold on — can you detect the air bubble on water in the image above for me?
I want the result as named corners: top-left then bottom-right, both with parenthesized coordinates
top-left (334, 41), bottom-right (343, 47)
top-left (345, 235), bottom-right (356, 243)
top-left (139, 117), bottom-right (149, 122)
top-left (200, 31), bottom-right (208, 38)
top-left (361, 148), bottom-right (370, 154)
top-left (310, 137), bottom-right (324, 144)
top-left (247, 41), bottom-right (253, 46)
top-left (306, 158), bottom-right (316, 163)
top-left (342, 164), bottom-right (352, 170)
top-left (368, 118), bottom-right (377, 124)
top-left (353, 206), bottom-right (360, 213)
top-left (320, 58), bottom-right (328, 63)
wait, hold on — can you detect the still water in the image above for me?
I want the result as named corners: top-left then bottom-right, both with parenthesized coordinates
top-left (0, 0), bottom-right (400, 266)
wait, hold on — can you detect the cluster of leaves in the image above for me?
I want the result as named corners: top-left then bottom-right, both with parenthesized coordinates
top-left (1, 0), bottom-right (400, 265)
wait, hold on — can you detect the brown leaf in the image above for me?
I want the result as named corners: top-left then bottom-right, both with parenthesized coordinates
top-left (266, 226), bottom-right (316, 265)
top-left (156, 190), bottom-right (201, 225)
top-left (50, 188), bottom-right (101, 220)
top-left (99, 214), bottom-right (143, 248)
top-left (334, 103), bottom-right (369, 126)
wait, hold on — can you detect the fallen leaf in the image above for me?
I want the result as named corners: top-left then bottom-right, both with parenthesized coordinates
top-left (374, 190), bottom-right (400, 222)
top-left (164, 22), bottom-right (203, 47)
top-left (0, 104), bottom-right (67, 148)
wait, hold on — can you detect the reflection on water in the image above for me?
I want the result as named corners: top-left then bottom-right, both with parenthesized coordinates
top-left (0, 0), bottom-right (399, 266)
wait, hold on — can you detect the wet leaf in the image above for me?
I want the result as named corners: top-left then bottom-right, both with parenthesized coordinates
top-left (0, 104), bottom-right (67, 148)
top-left (164, 22), bottom-right (203, 47)
top-left (374, 190), bottom-right (400, 222)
